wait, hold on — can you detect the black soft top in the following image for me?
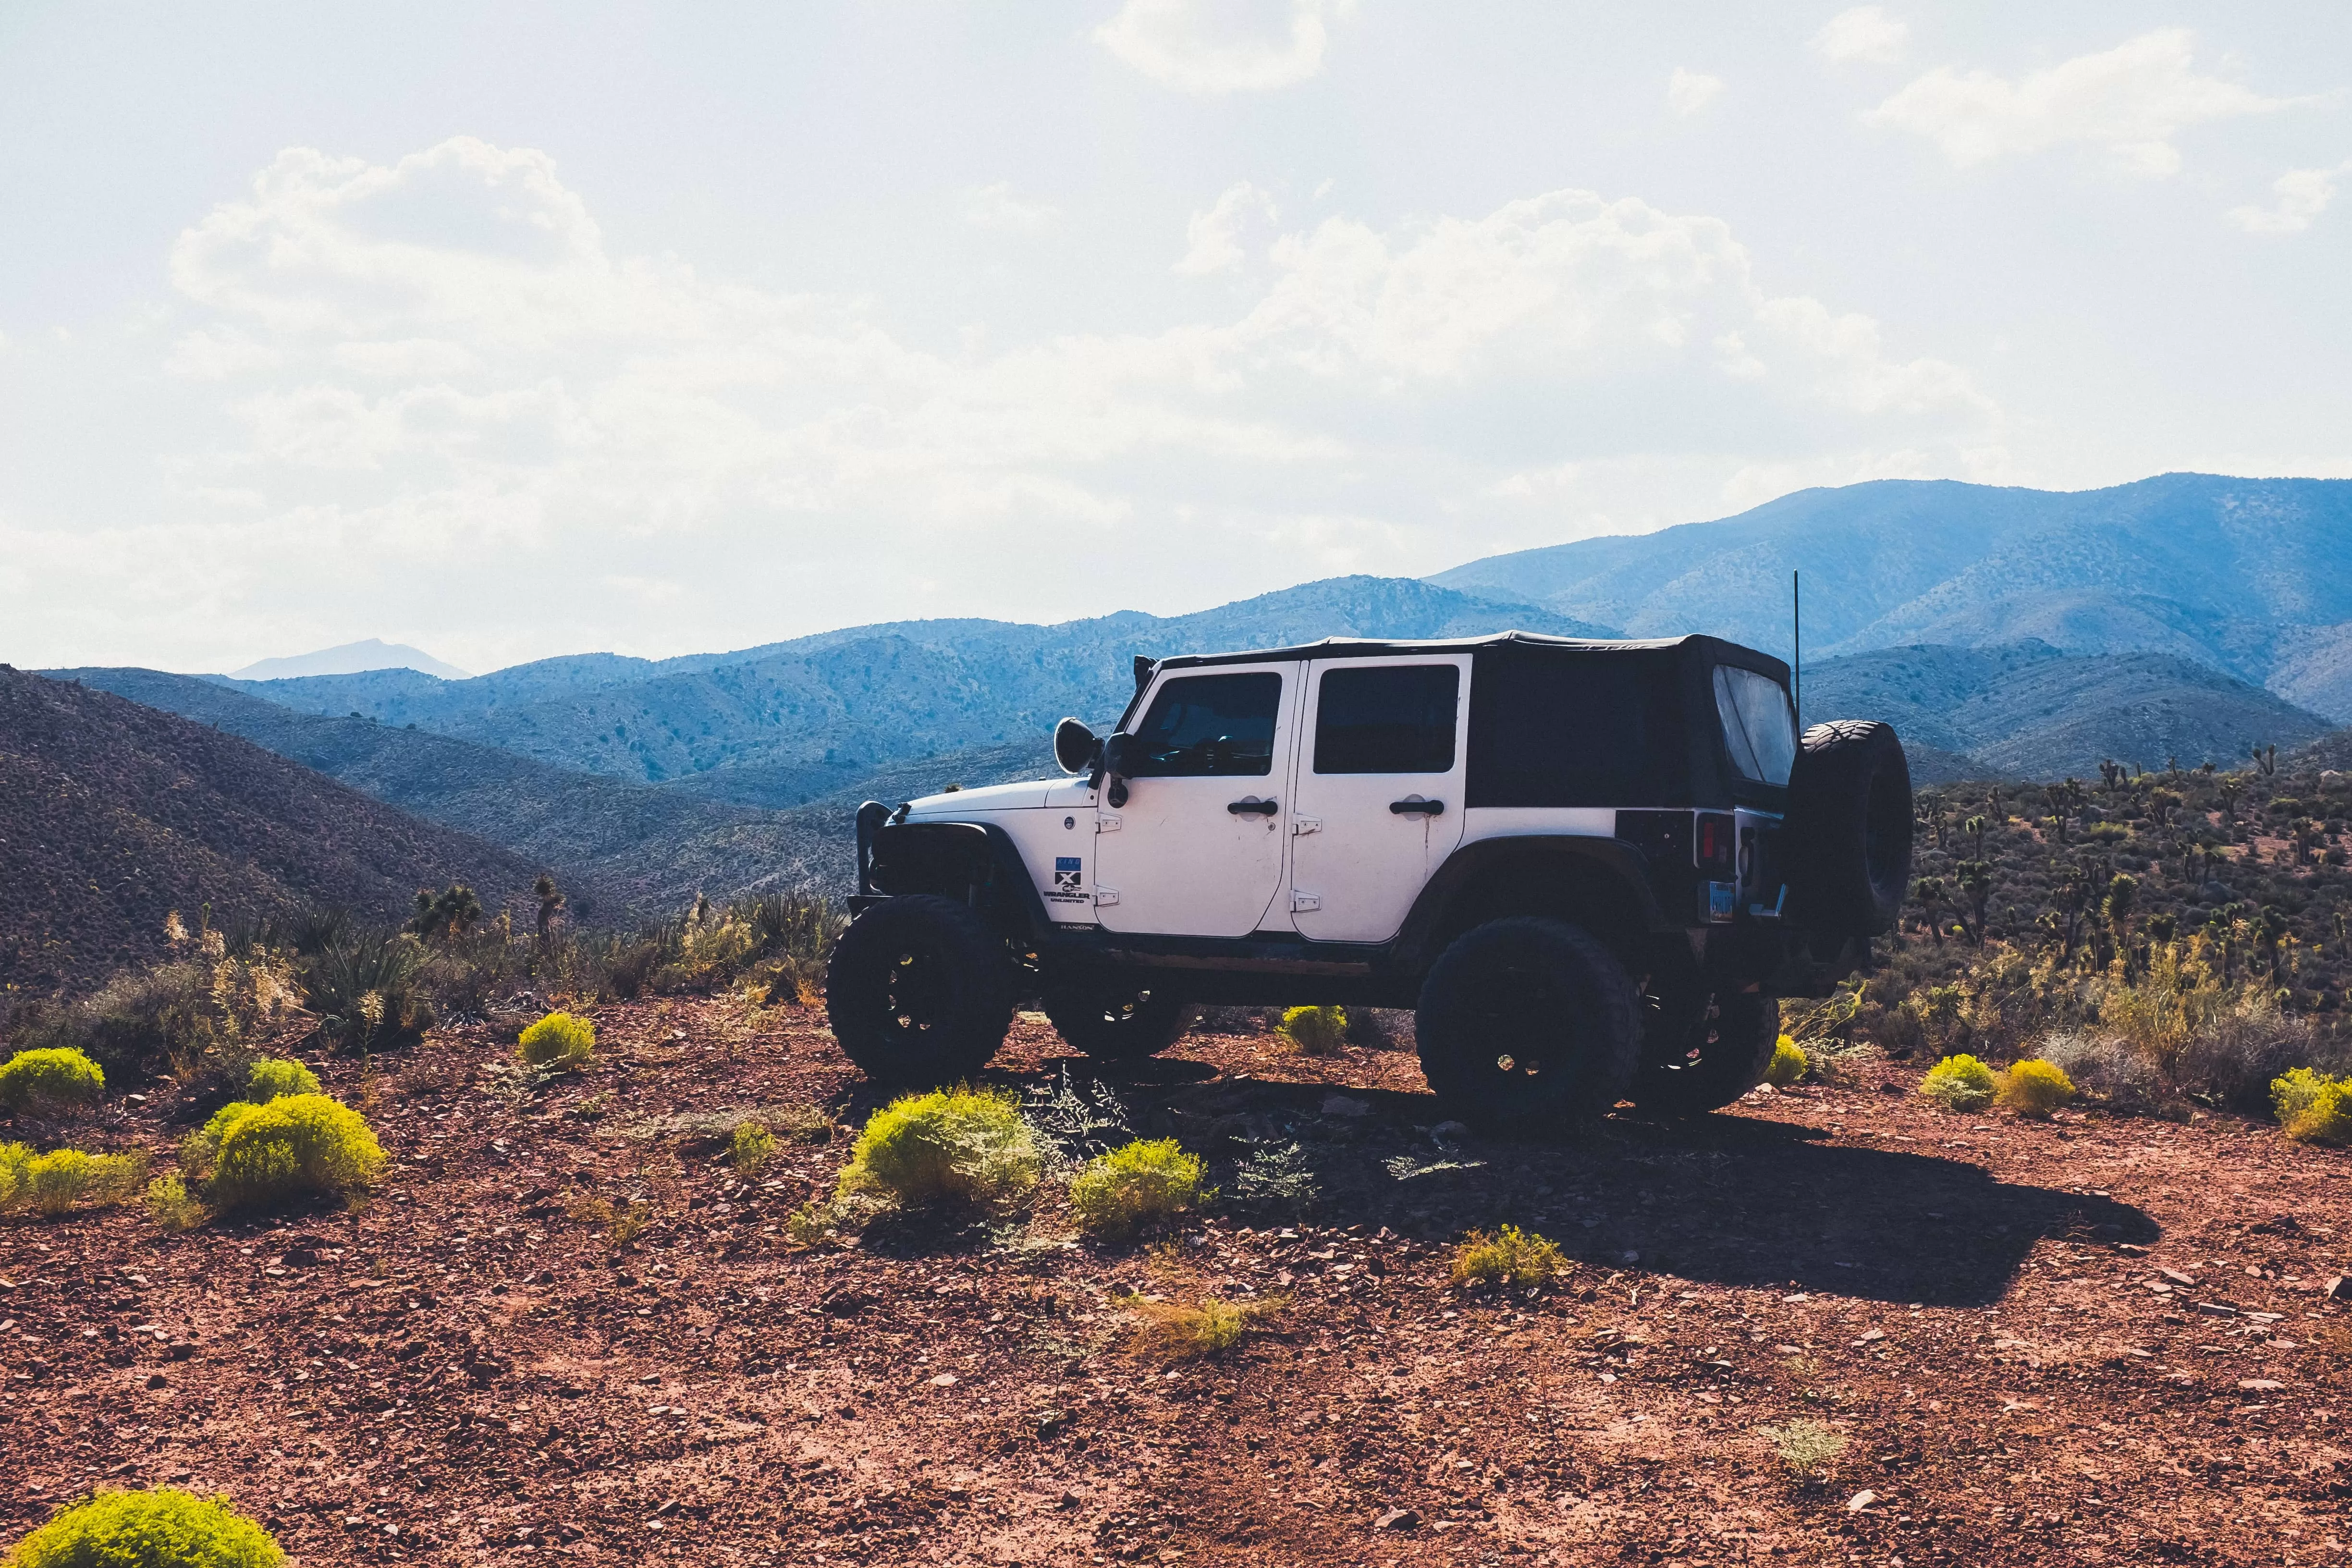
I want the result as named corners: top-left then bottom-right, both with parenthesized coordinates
top-left (1138, 631), bottom-right (1791, 811)
top-left (1152, 630), bottom-right (1787, 683)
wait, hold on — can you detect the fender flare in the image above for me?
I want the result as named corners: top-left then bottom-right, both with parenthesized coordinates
top-left (1391, 835), bottom-right (1674, 973)
top-left (863, 820), bottom-right (1052, 945)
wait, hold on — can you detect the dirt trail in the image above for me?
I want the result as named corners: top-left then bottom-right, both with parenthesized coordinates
top-left (3, 1002), bottom-right (2347, 1566)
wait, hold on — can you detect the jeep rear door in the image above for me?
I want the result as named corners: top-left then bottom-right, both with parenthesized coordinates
top-left (1091, 662), bottom-right (1300, 938)
top-left (1285, 654), bottom-right (1470, 942)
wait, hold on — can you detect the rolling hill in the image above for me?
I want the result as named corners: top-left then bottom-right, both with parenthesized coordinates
top-left (49, 669), bottom-right (891, 919)
top-left (1801, 642), bottom-right (2334, 781)
top-left (0, 667), bottom-right (542, 995)
top-left (1430, 473), bottom-right (2352, 720)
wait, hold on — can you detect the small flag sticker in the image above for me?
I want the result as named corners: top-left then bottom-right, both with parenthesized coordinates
top-left (1054, 857), bottom-right (1082, 891)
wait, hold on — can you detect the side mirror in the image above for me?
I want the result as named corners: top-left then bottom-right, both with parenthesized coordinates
top-left (1053, 717), bottom-right (1098, 775)
top-left (1099, 733), bottom-right (1135, 808)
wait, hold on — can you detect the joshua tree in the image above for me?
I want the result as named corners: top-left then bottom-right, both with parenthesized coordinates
top-left (410, 883), bottom-right (484, 941)
top-left (535, 874), bottom-right (566, 946)
top-left (1912, 876), bottom-right (1948, 945)
top-left (2105, 872), bottom-right (2138, 974)
top-left (2259, 906), bottom-right (2291, 984)
top-left (2251, 743), bottom-right (2277, 777)
top-left (1955, 859), bottom-right (1995, 947)
top-left (2218, 774), bottom-right (2246, 826)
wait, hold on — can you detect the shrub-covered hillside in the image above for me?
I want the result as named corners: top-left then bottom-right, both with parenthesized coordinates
top-left (1820, 744), bottom-right (2352, 1102)
top-left (0, 669), bottom-right (543, 995)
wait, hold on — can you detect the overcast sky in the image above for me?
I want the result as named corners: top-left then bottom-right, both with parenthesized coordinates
top-left (3, 2), bottom-right (2348, 674)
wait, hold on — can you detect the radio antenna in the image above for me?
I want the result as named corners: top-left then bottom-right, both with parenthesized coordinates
top-left (1792, 569), bottom-right (1802, 731)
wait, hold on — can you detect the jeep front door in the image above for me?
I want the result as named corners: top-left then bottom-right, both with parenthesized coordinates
top-left (1092, 663), bottom-right (1299, 938)
top-left (1286, 655), bottom-right (1470, 943)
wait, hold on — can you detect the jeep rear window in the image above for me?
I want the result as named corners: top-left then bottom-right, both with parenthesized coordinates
top-left (1465, 651), bottom-right (1683, 807)
top-left (1313, 664), bottom-right (1459, 774)
top-left (1713, 665), bottom-right (1797, 786)
top-left (1127, 672), bottom-right (1281, 777)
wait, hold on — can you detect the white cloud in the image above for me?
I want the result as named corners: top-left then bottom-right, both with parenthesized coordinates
top-left (1866, 29), bottom-right (2298, 176)
top-left (3, 139), bottom-right (1999, 670)
top-left (1812, 7), bottom-right (1907, 67)
top-left (1094, 0), bottom-right (1354, 95)
top-left (961, 182), bottom-right (1060, 233)
top-left (2229, 161), bottom-right (2349, 235)
top-left (1666, 68), bottom-right (1724, 118)
top-left (1175, 182), bottom-right (1278, 274)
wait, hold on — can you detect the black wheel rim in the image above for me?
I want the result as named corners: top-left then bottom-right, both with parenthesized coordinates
top-left (1449, 962), bottom-right (1572, 1099)
top-left (882, 943), bottom-right (953, 1036)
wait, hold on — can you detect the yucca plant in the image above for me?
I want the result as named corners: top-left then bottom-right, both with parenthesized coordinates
top-left (302, 931), bottom-right (429, 1053)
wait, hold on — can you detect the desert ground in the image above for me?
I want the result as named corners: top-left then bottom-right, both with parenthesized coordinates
top-left (4, 1002), bottom-right (2347, 1567)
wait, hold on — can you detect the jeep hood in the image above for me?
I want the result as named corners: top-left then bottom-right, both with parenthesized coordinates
top-left (903, 779), bottom-right (1059, 815)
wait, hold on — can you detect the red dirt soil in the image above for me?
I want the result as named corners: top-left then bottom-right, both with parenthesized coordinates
top-left (4, 1003), bottom-right (2348, 1567)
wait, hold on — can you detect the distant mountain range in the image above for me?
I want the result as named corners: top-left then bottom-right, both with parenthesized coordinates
top-left (1801, 641), bottom-right (2333, 781)
top-left (1431, 473), bottom-right (2352, 723)
top-left (183, 577), bottom-right (1614, 806)
top-left (230, 637), bottom-right (472, 682)
top-left (36, 476), bottom-right (2351, 937)
top-left (0, 668), bottom-right (536, 993)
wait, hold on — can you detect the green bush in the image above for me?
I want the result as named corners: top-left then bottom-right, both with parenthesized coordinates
top-left (1275, 1004), bottom-right (1348, 1055)
top-left (1919, 1053), bottom-right (1997, 1112)
top-left (1068, 1138), bottom-right (1209, 1240)
top-left (0, 1048), bottom-right (105, 1111)
top-left (2272, 1067), bottom-right (2352, 1146)
top-left (1764, 1418), bottom-right (1848, 1477)
top-left (1996, 1058), bottom-right (2075, 1117)
top-left (203, 1094), bottom-right (386, 1211)
top-left (1450, 1224), bottom-right (1568, 1286)
top-left (517, 1011), bottom-right (596, 1070)
top-left (244, 1058), bottom-right (321, 1102)
top-left (178, 1102), bottom-right (262, 1183)
top-left (1764, 1035), bottom-right (1808, 1087)
top-left (835, 1086), bottom-right (1041, 1208)
top-left (729, 1120), bottom-right (776, 1176)
top-left (5, 1486), bottom-right (284, 1567)
top-left (144, 1175), bottom-right (207, 1232)
top-left (1117, 1293), bottom-right (1281, 1361)
top-left (0, 1144), bottom-right (147, 1218)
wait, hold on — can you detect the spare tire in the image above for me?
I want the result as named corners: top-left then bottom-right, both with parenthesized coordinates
top-left (1785, 719), bottom-right (1912, 936)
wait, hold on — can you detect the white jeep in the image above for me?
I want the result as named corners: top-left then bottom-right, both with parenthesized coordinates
top-left (827, 632), bottom-right (1911, 1125)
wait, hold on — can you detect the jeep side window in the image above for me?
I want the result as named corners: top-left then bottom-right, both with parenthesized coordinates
top-left (1126, 672), bottom-right (1281, 777)
top-left (1313, 664), bottom-right (1459, 773)
top-left (1713, 665), bottom-right (1797, 785)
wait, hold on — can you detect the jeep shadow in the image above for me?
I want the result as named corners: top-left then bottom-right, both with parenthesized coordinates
top-left (1115, 1074), bottom-right (2155, 1309)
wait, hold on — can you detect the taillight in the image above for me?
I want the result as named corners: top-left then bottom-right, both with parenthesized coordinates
top-left (1695, 812), bottom-right (1735, 875)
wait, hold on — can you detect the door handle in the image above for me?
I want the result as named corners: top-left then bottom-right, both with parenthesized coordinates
top-left (1388, 798), bottom-right (1445, 816)
top-left (1227, 798), bottom-right (1279, 816)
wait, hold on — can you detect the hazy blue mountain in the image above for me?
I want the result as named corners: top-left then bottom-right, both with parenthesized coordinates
top-left (229, 637), bottom-right (472, 681)
top-left (1430, 474), bottom-right (2352, 719)
top-left (1802, 641), bottom-right (2334, 781)
top-left (202, 576), bottom-right (1619, 791)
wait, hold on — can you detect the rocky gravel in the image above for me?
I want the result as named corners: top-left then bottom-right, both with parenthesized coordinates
top-left (3, 1002), bottom-right (2348, 1566)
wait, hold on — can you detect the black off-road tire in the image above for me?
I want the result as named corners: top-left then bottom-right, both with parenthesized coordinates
top-left (1628, 988), bottom-right (1780, 1115)
top-left (1786, 719), bottom-right (1913, 937)
top-left (1042, 986), bottom-right (1199, 1061)
top-left (824, 895), bottom-right (1016, 1088)
top-left (1414, 918), bottom-right (1640, 1129)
